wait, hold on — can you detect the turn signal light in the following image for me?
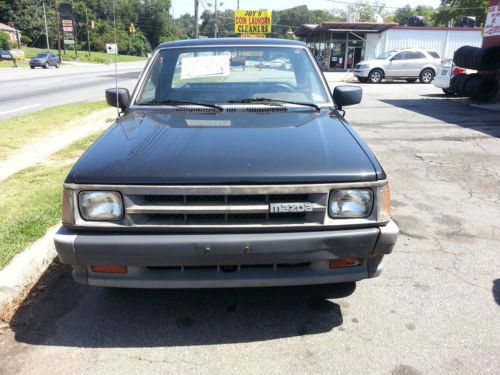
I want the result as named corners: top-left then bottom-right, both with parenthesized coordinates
top-left (329, 258), bottom-right (363, 269)
top-left (91, 265), bottom-right (128, 273)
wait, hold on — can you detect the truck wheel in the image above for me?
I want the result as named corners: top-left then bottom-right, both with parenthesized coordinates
top-left (368, 69), bottom-right (383, 83)
top-left (357, 77), bottom-right (368, 83)
top-left (406, 79), bottom-right (417, 83)
top-left (419, 69), bottom-right (434, 83)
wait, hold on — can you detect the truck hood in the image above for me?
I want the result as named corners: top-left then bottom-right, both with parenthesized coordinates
top-left (67, 109), bottom-right (377, 184)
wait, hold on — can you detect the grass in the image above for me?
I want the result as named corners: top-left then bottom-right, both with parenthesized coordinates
top-left (0, 101), bottom-right (108, 161)
top-left (0, 59), bottom-right (29, 68)
top-left (24, 47), bottom-right (146, 64)
top-left (0, 132), bottom-right (102, 268)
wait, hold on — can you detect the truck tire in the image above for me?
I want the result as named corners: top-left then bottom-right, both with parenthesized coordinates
top-left (450, 73), bottom-right (473, 96)
top-left (465, 75), bottom-right (499, 100)
top-left (419, 69), bottom-right (434, 83)
top-left (368, 69), bottom-right (384, 83)
top-left (453, 45), bottom-right (500, 70)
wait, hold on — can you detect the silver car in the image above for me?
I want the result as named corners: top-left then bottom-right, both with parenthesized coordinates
top-left (353, 48), bottom-right (441, 84)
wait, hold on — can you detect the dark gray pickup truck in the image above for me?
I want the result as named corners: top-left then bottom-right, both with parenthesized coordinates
top-left (54, 38), bottom-right (398, 288)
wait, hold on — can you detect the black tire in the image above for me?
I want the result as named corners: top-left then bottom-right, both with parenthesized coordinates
top-left (30, 65), bottom-right (35, 69)
top-left (465, 75), bottom-right (499, 100)
top-left (357, 77), bottom-right (368, 83)
top-left (43, 62), bottom-right (49, 69)
top-left (368, 69), bottom-right (384, 83)
top-left (442, 88), bottom-right (455, 95)
top-left (55, 61), bottom-right (60, 68)
top-left (482, 46), bottom-right (500, 70)
top-left (419, 69), bottom-right (434, 83)
top-left (406, 78), bottom-right (417, 83)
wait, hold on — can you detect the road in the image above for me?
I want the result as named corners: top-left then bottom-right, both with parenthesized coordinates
top-left (0, 82), bottom-right (499, 375)
top-left (0, 62), bottom-right (145, 120)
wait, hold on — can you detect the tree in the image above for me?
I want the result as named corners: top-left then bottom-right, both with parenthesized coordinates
top-left (393, 4), bottom-right (436, 26)
top-left (433, 0), bottom-right (488, 26)
top-left (175, 13), bottom-right (195, 39)
top-left (0, 32), bottom-right (10, 49)
top-left (338, 0), bottom-right (387, 22)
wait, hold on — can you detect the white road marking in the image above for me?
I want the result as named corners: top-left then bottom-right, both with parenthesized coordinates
top-left (0, 103), bottom-right (41, 115)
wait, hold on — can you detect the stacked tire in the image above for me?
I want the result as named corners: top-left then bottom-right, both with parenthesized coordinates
top-left (451, 46), bottom-right (500, 100)
top-left (453, 46), bottom-right (500, 70)
top-left (450, 73), bottom-right (499, 100)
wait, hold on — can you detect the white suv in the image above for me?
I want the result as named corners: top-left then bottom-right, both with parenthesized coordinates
top-left (353, 48), bottom-right (441, 84)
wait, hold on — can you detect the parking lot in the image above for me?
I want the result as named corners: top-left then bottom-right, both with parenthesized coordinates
top-left (0, 82), bottom-right (499, 375)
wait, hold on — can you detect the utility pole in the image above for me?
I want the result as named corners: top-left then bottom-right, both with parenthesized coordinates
top-left (54, 0), bottom-right (62, 60)
top-left (237, 0), bottom-right (240, 9)
top-left (214, 0), bottom-right (218, 38)
top-left (42, 2), bottom-right (50, 51)
top-left (194, 0), bottom-right (199, 38)
top-left (85, 8), bottom-right (91, 57)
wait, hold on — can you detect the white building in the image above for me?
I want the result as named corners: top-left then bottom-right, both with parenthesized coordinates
top-left (295, 22), bottom-right (482, 70)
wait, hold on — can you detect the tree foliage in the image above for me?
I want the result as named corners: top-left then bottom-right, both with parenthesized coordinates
top-left (433, 0), bottom-right (488, 26)
top-left (0, 32), bottom-right (10, 49)
top-left (393, 4), bottom-right (436, 26)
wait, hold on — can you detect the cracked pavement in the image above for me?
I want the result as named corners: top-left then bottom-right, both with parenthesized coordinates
top-left (0, 82), bottom-right (499, 375)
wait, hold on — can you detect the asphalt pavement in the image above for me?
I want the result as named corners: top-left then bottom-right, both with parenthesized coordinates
top-left (0, 81), bottom-right (499, 375)
top-left (0, 61), bottom-right (145, 120)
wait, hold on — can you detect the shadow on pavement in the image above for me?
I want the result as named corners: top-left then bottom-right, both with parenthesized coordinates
top-left (10, 260), bottom-right (354, 348)
top-left (493, 279), bottom-right (500, 306)
top-left (381, 98), bottom-right (500, 138)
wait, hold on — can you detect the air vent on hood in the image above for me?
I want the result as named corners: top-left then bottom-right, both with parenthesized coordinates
top-left (175, 106), bottom-right (287, 113)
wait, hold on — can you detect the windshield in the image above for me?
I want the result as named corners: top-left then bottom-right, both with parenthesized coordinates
top-left (376, 51), bottom-right (396, 60)
top-left (136, 46), bottom-right (330, 106)
top-left (36, 53), bottom-right (49, 58)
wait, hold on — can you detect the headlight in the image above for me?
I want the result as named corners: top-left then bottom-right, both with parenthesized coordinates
top-left (78, 191), bottom-right (123, 221)
top-left (329, 189), bottom-right (373, 218)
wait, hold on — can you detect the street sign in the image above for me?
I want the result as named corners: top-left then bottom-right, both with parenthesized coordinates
top-left (106, 43), bottom-right (118, 54)
top-left (234, 10), bottom-right (272, 34)
top-left (64, 39), bottom-right (75, 45)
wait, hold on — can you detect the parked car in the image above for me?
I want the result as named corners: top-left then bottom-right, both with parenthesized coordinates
top-left (0, 50), bottom-right (12, 61)
top-left (54, 38), bottom-right (398, 289)
top-left (29, 52), bottom-right (60, 69)
top-left (434, 59), bottom-right (466, 95)
top-left (353, 48), bottom-right (441, 84)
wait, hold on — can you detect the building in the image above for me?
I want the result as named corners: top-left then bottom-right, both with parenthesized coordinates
top-left (0, 22), bottom-right (21, 46)
top-left (294, 22), bottom-right (482, 70)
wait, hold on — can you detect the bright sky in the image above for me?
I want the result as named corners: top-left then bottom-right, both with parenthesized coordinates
top-left (171, 0), bottom-right (443, 18)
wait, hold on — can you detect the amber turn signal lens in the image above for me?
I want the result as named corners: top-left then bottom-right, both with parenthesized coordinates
top-left (91, 265), bottom-right (128, 274)
top-left (329, 258), bottom-right (363, 269)
top-left (378, 185), bottom-right (391, 221)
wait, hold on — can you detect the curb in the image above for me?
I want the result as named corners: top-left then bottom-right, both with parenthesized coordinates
top-left (0, 226), bottom-right (58, 319)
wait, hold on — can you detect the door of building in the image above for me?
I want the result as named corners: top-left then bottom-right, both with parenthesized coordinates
top-left (346, 47), bottom-right (363, 69)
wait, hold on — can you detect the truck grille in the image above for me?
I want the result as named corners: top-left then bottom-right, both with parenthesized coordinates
top-left (126, 193), bottom-right (326, 226)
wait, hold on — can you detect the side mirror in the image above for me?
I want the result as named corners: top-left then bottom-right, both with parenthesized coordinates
top-left (105, 88), bottom-right (130, 110)
top-left (333, 85), bottom-right (362, 110)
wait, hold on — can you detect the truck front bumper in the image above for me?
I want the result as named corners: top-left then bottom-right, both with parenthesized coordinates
top-left (54, 220), bottom-right (399, 288)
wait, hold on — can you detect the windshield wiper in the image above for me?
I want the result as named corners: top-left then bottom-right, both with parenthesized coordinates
top-left (140, 99), bottom-right (223, 111)
top-left (228, 98), bottom-right (321, 111)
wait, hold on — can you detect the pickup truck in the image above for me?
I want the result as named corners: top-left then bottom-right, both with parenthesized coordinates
top-left (54, 38), bottom-right (398, 289)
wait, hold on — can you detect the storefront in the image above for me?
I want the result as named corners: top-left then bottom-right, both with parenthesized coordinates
top-left (294, 22), bottom-right (396, 70)
top-left (295, 22), bottom-right (482, 71)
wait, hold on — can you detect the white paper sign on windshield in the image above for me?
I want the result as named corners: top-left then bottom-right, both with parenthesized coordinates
top-left (181, 55), bottom-right (230, 80)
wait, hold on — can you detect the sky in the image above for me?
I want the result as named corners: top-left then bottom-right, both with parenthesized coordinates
top-left (171, 0), bottom-right (443, 18)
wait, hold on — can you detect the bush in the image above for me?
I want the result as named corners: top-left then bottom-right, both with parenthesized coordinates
top-left (20, 35), bottom-right (32, 46)
top-left (0, 32), bottom-right (10, 50)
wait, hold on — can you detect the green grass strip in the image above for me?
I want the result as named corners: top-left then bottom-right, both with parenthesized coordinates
top-left (0, 101), bottom-right (107, 161)
top-left (0, 132), bottom-right (102, 268)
